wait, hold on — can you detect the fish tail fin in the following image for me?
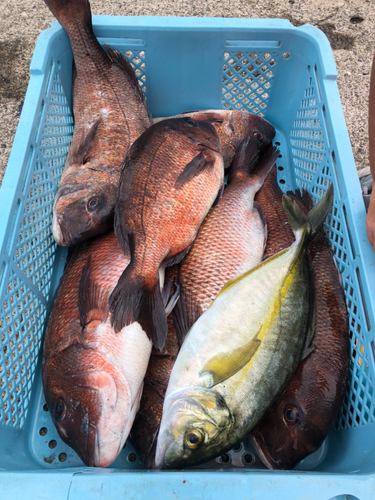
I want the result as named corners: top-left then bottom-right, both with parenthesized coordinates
top-left (229, 139), bottom-right (279, 188)
top-left (286, 189), bottom-right (314, 213)
top-left (109, 263), bottom-right (168, 350)
top-left (43, 0), bottom-right (92, 30)
top-left (282, 183), bottom-right (334, 241)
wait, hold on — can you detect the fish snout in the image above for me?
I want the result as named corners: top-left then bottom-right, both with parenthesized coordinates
top-left (52, 211), bottom-right (68, 246)
top-left (155, 428), bottom-right (177, 469)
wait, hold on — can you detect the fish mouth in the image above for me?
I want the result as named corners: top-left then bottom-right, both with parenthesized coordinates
top-left (249, 432), bottom-right (283, 470)
top-left (62, 368), bottom-right (131, 468)
top-left (52, 212), bottom-right (67, 246)
top-left (155, 436), bottom-right (176, 469)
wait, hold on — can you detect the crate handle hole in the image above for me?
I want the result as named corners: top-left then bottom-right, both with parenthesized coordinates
top-left (49, 440), bottom-right (57, 449)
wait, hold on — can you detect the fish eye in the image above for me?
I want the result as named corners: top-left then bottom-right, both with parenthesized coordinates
top-left (185, 429), bottom-right (204, 449)
top-left (87, 197), bottom-right (100, 212)
top-left (54, 398), bottom-right (66, 422)
top-left (284, 406), bottom-right (300, 426)
top-left (184, 118), bottom-right (197, 128)
top-left (253, 132), bottom-right (264, 142)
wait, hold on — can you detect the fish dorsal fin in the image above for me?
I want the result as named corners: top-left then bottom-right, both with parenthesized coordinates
top-left (175, 150), bottom-right (216, 188)
top-left (78, 256), bottom-right (110, 328)
top-left (70, 118), bottom-right (101, 165)
top-left (199, 326), bottom-right (262, 388)
top-left (104, 45), bottom-right (153, 124)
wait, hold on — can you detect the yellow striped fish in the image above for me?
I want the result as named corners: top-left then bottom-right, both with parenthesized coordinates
top-left (155, 184), bottom-right (334, 468)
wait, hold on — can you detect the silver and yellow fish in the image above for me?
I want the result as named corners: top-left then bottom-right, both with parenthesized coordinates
top-left (155, 184), bottom-right (334, 468)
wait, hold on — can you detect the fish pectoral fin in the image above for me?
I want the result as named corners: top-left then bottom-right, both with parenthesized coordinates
top-left (175, 150), bottom-right (216, 188)
top-left (70, 118), bottom-right (102, 165)
top-left (301, 342), bottom-right (316, 362)
top-left (164, 283), bottom-right (180, 316)
top-left (199, 327), bottom-right (262, 388)
top-left (78, 256), bottom-right (110, 327)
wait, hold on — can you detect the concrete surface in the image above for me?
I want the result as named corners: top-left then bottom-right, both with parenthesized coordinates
top-left (0, 0), bottom-right (374, 185)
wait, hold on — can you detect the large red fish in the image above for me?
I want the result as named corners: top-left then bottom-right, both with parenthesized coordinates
top-left (44, 0), bottom-right (152, 247)
top-left (109, 117), bottom-right (224, 350)
top-left (173, 139), bottom-right (279, 342)
top-left (42, 232), bottom-right (153, 467)
top-left (251, 185), bottom-right (350, 469)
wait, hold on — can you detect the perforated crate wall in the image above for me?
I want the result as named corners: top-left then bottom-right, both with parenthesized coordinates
top-left (0, 50), bottom-right (148, 430)
top-left (125, 49), bottom-right (147, 95)
top-left (222, 50), bottom-right (278, 116)
top-left (0, 65), bottom-right (73, 428)
top-left (287, 64), bottom-right (375, 430)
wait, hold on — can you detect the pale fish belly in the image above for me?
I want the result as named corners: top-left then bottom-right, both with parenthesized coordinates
top-left (166, 239), bottom-right (303, 397)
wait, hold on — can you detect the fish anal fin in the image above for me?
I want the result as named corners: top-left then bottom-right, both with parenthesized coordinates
top-left (173, 266), bottom-right (204, 347)
top-left (78, 256), bottom-right (110, 328)
top-left (199, 326), bottom-right (262, 387)
top-left (175, 150), bottom-right (215, 188)
top-left (253, 201), bottom-right (267, 253)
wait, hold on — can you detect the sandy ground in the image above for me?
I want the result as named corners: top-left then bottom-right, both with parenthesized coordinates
top-left (0, 0), bottom-right (374, 185)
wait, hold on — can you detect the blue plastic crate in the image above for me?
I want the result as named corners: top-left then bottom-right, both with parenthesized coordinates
top-left (0, 16), bottom-right (375, 500)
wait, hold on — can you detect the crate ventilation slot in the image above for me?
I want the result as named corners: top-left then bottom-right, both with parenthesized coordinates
top-left (124, 49), bottom-right (147, 95)
top-left (221, 51), bottom-right (277, 116)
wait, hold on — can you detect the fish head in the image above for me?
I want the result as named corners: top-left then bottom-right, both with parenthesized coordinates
top-left (162, 117), bottom-right (222, 154)
top-left (250, 391), bottom-right (325, 469)
top-left (205, 110), bottom-right (275, 144)
top-left (189, 111), bottom-right (276, 167)
top-left (43, 342), bottom-right (132, 467)
top-left (155, 387), bottom-right (234, 468)
top-left (237, 111), bottom-right (276, 148)
top-left (52, 181), bottom-right (116, 246)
